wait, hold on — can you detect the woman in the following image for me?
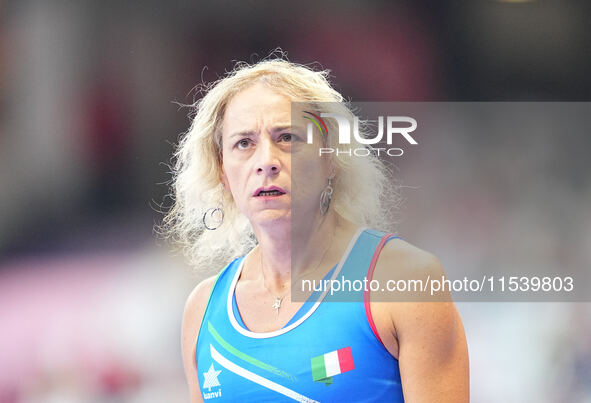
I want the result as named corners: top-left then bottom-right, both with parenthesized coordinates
top-left (163, 58), bottom-right (469, 402)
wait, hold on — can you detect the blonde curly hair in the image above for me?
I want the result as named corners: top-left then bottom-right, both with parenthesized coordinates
top-left (158, 54), bottom-right (400, 273)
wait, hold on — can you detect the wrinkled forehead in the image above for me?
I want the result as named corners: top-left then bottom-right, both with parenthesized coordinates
top-left (222, 84), bottom-right (294, 135)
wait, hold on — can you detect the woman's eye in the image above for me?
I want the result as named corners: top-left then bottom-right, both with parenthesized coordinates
top-left (236, 139), bottom-right (251, 149)
top-left (280, 133), bottom-right (294, 142)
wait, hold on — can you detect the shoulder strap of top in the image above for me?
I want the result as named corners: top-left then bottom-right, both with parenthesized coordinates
top-left (196, 256), bottom-right (244, 342)
top-left (325, 229), bottom-right (387, 301)
top-left (364, 233), bottom-right (400, 346)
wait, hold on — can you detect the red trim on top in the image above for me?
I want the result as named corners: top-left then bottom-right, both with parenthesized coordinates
top-left (364, 233), bottom-right (396, 347)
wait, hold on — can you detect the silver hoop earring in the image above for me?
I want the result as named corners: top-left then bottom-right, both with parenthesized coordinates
top-left (319, 178), bottom-right (333, 215)
top-left (203, 186), bottom-right (225, 230)
top-left (203, 206), bottom-right (224, 230)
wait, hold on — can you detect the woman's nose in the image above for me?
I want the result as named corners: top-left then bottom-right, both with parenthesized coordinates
top-left (255, 138), bottom-right (281, 176)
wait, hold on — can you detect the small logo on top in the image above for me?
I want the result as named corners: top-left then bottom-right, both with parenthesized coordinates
top-left (202, 363), bottom-right (222, 399)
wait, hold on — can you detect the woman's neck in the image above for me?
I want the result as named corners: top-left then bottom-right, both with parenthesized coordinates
top-left (249, 210), bottom-right (343, 294)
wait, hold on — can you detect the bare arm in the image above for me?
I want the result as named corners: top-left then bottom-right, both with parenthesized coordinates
top-left (181, 275), bottom-right (218, 403)
top-left (373, 241), bottom-right (470, 402)
top-left (394, 296), bottom-right (469, 401)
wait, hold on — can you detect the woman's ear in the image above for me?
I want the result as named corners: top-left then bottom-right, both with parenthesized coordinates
top-left (220, 163), bottom-right (230, 191)
top-left (327, 160), bottom-right (337, 180)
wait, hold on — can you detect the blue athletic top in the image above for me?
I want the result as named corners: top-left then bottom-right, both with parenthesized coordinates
top-left (196, 227), bottom-right (404, 402)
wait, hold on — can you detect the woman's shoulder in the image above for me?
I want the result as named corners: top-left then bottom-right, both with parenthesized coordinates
top-left (182, 274), bottom-right (220, 330)
top-left (376, 232), bottom-right (441, 273)
top-left (183, 255), bottom-right (244, 317)
top-left (371, 233), bottom-right (446, 288)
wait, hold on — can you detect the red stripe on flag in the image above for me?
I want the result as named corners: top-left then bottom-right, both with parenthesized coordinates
top-left (337, 346), bottom-right (355, 373)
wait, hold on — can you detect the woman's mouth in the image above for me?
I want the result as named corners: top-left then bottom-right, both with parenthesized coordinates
top-left (253, 186), bottom-right (287, 197)
top-left (257, 190), bottom-right (284, 196)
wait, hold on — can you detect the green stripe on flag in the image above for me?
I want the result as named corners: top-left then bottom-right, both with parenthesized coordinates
top-left (311, 355), bottom-right (326, 382)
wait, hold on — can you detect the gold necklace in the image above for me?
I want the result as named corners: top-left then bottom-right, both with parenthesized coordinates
top-left (260, 226), bottom-right (336, 315)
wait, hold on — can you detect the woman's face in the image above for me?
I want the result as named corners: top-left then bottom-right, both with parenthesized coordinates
top-left (220, 82), bottom-right (330, 230)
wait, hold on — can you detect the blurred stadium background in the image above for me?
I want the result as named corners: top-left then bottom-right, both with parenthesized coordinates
top-left (1, 1), bottom-right (590, 402)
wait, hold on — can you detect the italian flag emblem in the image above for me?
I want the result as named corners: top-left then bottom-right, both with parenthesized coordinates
top-left (311, 346), bottom-right (355, 385)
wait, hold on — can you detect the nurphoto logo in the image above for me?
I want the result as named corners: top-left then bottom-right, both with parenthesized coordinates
top-left (303, 111), bottom-right (418, 157)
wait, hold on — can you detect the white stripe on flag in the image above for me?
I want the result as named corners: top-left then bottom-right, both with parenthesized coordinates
top-left (210, 345), bottom-right (318, 403)
top-left (324, 351), bottom-right (341, 377)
